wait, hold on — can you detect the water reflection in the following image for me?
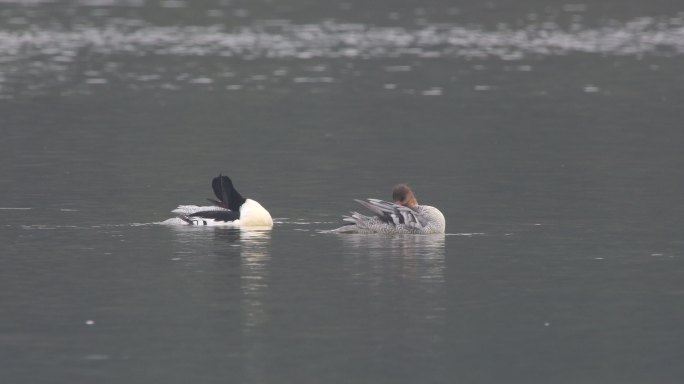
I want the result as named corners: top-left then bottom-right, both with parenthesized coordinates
top-left (334, 234), bottom-right (447, 367)
top-left (338, 234), bottom-right (445, 283)
top-left (235, 229), bottom-right (272, 331)
top-left (168, 226), bottom-right (272, 330)
top-left (338, 234), bottom-right (446, 319)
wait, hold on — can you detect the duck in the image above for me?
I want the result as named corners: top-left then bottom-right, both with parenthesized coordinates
top-left (330, 184), bottom-right (445, 234)
top-left (172, 174), bottom-right (273, 227)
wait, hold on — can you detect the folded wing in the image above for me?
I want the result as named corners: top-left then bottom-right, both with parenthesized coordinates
top-left (354, 198), bottom-right (426, 229)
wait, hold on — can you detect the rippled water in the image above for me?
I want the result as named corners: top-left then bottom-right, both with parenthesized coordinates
top-left (4, 16), bottom-right (683, 59)
top-left (2, 0), bottom-right (684, 383)
top-left (2, 1), bottom-right (684, 98)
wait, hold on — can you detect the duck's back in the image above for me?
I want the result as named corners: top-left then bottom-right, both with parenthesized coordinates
top-left (414, 205), bottom-right (446, 234)
top-left (331, 201), bottom-right (445, 234)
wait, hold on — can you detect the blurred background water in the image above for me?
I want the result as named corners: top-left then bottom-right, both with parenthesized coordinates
top-left (1, 0), bottom-right (684, 383)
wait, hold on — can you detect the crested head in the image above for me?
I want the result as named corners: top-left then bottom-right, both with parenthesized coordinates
top-left (392, 183), bottom-right (418, 207)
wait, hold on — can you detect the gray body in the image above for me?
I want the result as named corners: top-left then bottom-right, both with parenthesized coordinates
top-left (331, 199), bottom-right (446, 234)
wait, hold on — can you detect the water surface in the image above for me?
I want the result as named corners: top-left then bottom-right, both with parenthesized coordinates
top-left (1, 1), bottom-right (684, 383)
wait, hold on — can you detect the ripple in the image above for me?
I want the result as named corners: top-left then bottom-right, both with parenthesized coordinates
top-left (0, 18), bottom-right (683, 63)
top-left (1, 17), bottom-right (683, 97)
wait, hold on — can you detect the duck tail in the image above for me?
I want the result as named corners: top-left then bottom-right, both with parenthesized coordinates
top-left (210, 174), bottom-right (246, 211)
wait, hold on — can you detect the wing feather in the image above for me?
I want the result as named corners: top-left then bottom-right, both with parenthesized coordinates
top-left (355, 199), bottom-right (426, 229)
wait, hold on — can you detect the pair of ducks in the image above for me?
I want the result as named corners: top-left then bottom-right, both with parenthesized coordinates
top-left (172, 175), bottom-right (446, 234)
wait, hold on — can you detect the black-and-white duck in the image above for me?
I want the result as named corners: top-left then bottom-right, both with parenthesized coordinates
top-left (172, 175), bottom-right (273, 227)
top-left (330, 184), bottom-right (445, 234)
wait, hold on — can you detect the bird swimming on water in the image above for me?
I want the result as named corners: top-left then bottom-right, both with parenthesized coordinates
top-left (172, 174), bottom-right (273, 227)
top-left (330, 184), bottom-right (445, 234)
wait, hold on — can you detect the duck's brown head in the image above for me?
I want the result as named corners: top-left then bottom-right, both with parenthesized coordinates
top-left (392, 184), bottom-right (418, 208)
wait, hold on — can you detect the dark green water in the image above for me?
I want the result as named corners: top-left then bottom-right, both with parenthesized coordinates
top-left (2, 1), bottom-right (684, 383)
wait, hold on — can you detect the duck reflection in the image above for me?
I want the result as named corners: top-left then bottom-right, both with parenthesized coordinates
top-left (335, 234), bottom-right (447, 360)
top-left (233, 229), bottom-right (272, 331)
top-left (168, 225), bottom-right (273, 382)
top-left (337, 234), bottom-right (446, 283)
top-left (168, 226), bottom-right (272, 331)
